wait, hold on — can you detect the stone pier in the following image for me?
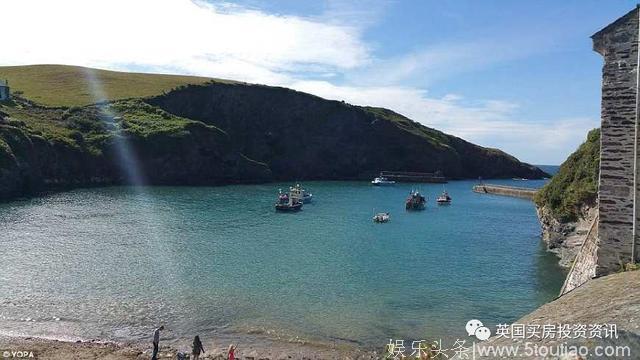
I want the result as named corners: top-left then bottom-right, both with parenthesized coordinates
top-left (472, 184), bottom-right (537, 199)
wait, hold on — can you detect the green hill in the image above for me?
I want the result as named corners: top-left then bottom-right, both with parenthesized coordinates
top-left (535, 128), bottom-right (600, 222)
top-left (0, 64), bottom-right (547, 201)
top-left (0, 64), bottom-right (231, 107)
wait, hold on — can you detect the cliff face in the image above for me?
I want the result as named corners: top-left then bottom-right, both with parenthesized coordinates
top-left (0, 100), bottom-right (271, 200)
top-left (535, 129), bottom-right (600, 267)
top-left (148, 83), bottom-right (547, 181)
top-left (0, 71), bottom-right (548, 202)
top-left (536, 204), bottom-right (597, 268)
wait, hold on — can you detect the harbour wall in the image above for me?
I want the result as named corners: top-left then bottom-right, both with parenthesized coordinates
top-left (379, 171), bottom-right (447, 183)
top-left (472, 184), bottom-right (537, 199)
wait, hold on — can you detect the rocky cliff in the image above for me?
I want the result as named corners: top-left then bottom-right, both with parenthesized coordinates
top-left (147, 83), bottom-right (546, 180)
top-left (0, 66), bottom-right (548, 202)
top-left (535, 129), bottom-right (600, 267)
top-left (0, 99), bottom-right (271, 200)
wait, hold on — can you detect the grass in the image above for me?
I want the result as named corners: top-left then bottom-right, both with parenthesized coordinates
top-left (535, 128), bottom-right (600, 222)
top-left (362, 106), bottom-right (452, 149)
top-left (110, 99), bottom-right (226, 138)
top-left (1, 101), bottom-right (78, 147)
top-left (0, 97), bottom-right (229, 158)
top-left (0, 64), bottom-right (236, 107)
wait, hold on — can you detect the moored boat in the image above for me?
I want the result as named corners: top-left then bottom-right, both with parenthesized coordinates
top-left (436, 190), bottom-right (452, 205)
top-left (371, 176), bottom-right (396, 186)
top-left (289, 183), bottom-right (313, 203)
top-left (405, 190), bottom-right (426, 210)
top-left (275, 190), bottom-right (303, 212)
top-left (372, 212), bottom-right (390, 223)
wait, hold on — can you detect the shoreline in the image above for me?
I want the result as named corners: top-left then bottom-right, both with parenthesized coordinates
top-left (0, 333), bottom-right (379, 359)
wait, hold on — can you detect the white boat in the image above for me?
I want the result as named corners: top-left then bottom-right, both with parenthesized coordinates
top-left (436, 190), bottom-right (452, 205)
top-left (373, 212), bottom-right (390, 223)
top-left (371, 177), bottom-right (396, 186)
top-left (275, 191), bottom-right (303, 212)
top-left (289, 184), bottom-right (313, 203)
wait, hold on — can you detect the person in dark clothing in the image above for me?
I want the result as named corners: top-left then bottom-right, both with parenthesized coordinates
top-left (192, 335), bottom-right (205, 360)
top-left (151, 325), bottom-right (164, 360)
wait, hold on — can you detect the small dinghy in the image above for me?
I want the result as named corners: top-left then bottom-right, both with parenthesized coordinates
top-left (373, 212), bottom-right (390, 223)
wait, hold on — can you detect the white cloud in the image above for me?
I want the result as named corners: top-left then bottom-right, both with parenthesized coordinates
top-left (290, 80), bottom-right (599, 164)
top-left (1, 0), bottom-right (595, 164)
top-left (2, 0), bottom-right (369, 83)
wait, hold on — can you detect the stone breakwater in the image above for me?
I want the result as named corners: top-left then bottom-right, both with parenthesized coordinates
top-left (472, 184), bottom-right (537, 199)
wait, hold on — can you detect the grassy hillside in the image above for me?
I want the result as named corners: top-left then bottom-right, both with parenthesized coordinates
top-left (0, 64), bottom-right (233, 107)
top-left (0, 64), bottom-right (547, 201)
top-left (535, 128), bottom-right (600, 222)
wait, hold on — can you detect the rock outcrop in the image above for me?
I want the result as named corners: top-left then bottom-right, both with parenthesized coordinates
top-left (148, 83), bottom-right (547, 181)
top-left (0, 100), bottom-right (272, 200)
top-left (537, 204), bottom-right (598, 268)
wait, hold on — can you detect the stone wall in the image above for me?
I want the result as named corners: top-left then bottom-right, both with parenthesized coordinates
top-left (472, 184), bottom-right (537, 199)
top-left (559, 213), bottom-right (599, 294)
top-left (592, 6), bottom-right (640, 276)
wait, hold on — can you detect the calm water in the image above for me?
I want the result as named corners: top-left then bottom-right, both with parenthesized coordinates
top-left (0, 180), bottom-right (564, 348)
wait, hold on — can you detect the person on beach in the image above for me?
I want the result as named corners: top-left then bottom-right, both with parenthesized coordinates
top-left (228, 344), bottom-right (237, 360)
top-left (151, 325), bottom-right (164, 360)
top-left (192, 335), bottom-right (205, 360)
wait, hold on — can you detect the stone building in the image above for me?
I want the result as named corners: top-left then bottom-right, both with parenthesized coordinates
top-left (592, 6), bottom-right (640, 276)
top-left (560, 5), bottom-right (640, 295)
top-left (0, 79), bottom-right (9, 101)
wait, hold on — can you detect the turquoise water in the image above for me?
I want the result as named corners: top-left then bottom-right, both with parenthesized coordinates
top-left (0, 180), bottom-right (564, 348)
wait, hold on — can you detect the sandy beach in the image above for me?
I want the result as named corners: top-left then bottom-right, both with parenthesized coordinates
top-left (0, 335), bottom-right (380, 359)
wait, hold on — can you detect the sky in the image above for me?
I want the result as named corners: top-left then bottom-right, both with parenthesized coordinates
top-left (2, 0), bottom-right (636, 165)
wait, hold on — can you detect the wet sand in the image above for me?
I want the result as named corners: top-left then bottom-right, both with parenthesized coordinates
top-left (0, 335), bottom-right (380, 359)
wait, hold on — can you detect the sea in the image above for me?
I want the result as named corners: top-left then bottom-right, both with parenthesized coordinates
top-left (0, 177), bottom-right (565, 351)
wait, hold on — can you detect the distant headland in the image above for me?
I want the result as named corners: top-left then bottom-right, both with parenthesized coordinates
top-left (0, 64), bottom-right (547, 202)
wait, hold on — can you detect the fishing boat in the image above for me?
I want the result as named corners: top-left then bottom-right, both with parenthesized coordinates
top-left (275, 190), bottom-right (303, 212)
top-left (405, 190), bottom-right (426, 210)
top-left (372, 212), bottom-right (390, 223)
top-left (436, 190), bottom-right (452, 205)
top-left (289, 183), bottom-right (313, 203)
top-left (371, 176), bottom-right (396, 186)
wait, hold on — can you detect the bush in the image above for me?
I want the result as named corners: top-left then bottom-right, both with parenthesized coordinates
top-left (534, 129), bottom-right (600, 222)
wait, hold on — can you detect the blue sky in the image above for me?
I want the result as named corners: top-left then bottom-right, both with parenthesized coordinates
top-left (4, 0), bottom-right (636, 164)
